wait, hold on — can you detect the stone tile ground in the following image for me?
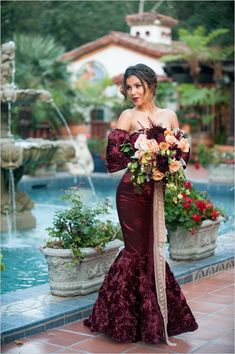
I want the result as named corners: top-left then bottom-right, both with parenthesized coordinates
top-left (1, 268), bottom-right (234, 354)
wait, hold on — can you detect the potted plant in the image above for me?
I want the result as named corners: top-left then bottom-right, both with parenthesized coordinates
top-left (197, 144), bottom-right (234, 183)
top-left (87, 136), bottom-right (107, 172)
top-left (165, 179), bottom-right (225, 260)
top-left (41, 188), bottom-right (123, 296)
top-left (59, 110), bottom-right (88, 138)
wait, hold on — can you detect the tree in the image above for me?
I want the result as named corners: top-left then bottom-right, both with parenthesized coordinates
top-left (2, 1), bottom-right (233, 50)
top-left (161, 26), bottom-right (233, 86)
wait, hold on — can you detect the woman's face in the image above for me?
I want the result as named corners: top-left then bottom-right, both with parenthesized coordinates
top-left (125, 75), bottom-right (152, 107)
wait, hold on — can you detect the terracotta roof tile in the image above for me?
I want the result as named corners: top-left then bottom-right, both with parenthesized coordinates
top-left (125, 12), bottom-right (179, 27)
top-left (59, 31), bottom-right (183, 62)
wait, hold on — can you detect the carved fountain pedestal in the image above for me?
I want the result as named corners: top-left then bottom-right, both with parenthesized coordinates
top-left (1, 138), bottom-right (75, 232)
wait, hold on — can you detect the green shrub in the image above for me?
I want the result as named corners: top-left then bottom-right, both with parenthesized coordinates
top-left (45, 188), bottom-right (122, 260)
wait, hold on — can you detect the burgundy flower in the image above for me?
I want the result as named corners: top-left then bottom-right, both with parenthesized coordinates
top-left (156, 155), bottom-right (169, 173)
top-left (174, 128), bottom-right (184, 140)
top-left (146, 124), bottom-right (166, 142)
top-left (169, 144), bottom-right (182, 160)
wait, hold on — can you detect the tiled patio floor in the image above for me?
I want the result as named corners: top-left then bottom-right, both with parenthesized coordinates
top-left (2, 268), bottom-right (234, 354)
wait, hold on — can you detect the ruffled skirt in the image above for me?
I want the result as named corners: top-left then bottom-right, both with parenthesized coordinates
top-left (84, 249), bottom-right (198, 344)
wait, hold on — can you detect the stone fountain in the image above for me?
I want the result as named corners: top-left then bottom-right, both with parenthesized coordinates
top-left (0, 42), bottom-right (76, 232)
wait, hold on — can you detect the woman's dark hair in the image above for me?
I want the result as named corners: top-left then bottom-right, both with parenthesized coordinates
top-left (121, 63), bottom-right (158, 98)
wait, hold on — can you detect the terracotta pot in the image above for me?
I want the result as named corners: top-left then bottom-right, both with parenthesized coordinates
top-left (59, 124), bottom-right (87, 138)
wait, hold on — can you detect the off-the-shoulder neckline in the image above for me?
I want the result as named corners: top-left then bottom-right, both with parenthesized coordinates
top-left (112, 128), bottom-right (143, 136)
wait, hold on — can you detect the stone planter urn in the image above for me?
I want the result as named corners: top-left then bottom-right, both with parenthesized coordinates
top-left (208, 164), bottom-right (234, 184)
top-left (168, 219), bottom-right (221, 261)
top-left (41, 239), bottom-right (123, 296)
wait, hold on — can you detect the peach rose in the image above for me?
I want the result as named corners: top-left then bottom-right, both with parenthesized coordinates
top-left (169, 160), bottom-right (181, 173)
top-left (159, 142), bottom-right (170, 151)
top-left (177, 138), bottom-right (190, 153)
top-left (152, 169), bottom-right (165, 181)
top-left (165, 135), bottom-right (177, 144)
top-left (146, 139), bottom-right (159, 153)
top-left (164, 130), bottom-right (174, 136)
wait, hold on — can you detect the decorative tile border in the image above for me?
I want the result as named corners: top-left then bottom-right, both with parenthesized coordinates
top-left (193, 258), bottom-right (234, 282)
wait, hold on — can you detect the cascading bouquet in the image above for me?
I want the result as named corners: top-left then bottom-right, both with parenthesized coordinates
top-left (120, 120), bottom-right (190, 190)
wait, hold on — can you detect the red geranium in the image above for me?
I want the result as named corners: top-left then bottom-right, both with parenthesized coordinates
top-left (192, 214), bottom-right (202, 222)
top-left (195, 200), bottom-right (207, 212)
top-left (165, 178), bottom-right (224, 232)
top-left (184, 181), bottom-right (192, 189)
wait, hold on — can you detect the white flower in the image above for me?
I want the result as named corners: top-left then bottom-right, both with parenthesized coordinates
top-left (134, 134), bottom-right (149, 151)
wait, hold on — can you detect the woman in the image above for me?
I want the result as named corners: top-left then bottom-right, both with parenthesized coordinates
top-left (84, 64), bottom-right (198, 345)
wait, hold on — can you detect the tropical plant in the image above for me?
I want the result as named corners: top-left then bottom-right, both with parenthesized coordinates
top-left (165, 179), bottom-right (224, 232)
top-left (11, 34), bottom-right (79, 136)
top-left (156, 82), bottom-right (177, 108)
top-left (45, 188), bottom-right (122, 260)
top-left (161, 26), bottom-right (233, 85)
top-left (176, 83), bottom-right (230, 124)
top-left (76, 77), bottom-right (116, 109)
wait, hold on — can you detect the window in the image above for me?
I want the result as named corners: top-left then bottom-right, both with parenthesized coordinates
top-left (136, 31), bottom-right (140, 36)
top-left (91, 109), bottom-right (104, 121)
top-left (145, 31), bottom-right (150, 36)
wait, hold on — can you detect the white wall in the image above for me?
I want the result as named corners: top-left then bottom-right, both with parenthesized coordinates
top-left (68, 45), bottom-right (166, 82)
top-left (130, 25), bottom-right (172, 45)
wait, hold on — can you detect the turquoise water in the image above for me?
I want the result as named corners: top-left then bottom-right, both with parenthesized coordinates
top-left (1, 179), bottom-right (234, 294)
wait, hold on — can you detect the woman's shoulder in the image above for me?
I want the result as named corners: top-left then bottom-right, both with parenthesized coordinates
top-left (118, 108), bottom-right (134, 120)
top-left (116, 109), bottom-right (134, 131)
top-left (160, 108), bottom-right (177, 117)
top-left (159, 109), bottom-right (179, 128)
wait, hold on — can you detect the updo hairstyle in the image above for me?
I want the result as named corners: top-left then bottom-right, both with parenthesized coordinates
top-left (121, 63), bottom-right (158, 98)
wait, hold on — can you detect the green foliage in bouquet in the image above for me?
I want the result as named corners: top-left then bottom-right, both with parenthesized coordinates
top-left (165, 179), bottom-right (224, 232)
top-left (46, 188), bottom-right (122, 260)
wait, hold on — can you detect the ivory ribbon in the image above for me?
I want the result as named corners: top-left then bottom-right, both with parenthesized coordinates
top-left (153, 182), bottom-right (177, 346)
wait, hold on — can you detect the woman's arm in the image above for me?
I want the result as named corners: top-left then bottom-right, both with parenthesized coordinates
top-left (106, 110), bottom-right (132, 173)
top-left (170, 111), bottom-right (179, 129)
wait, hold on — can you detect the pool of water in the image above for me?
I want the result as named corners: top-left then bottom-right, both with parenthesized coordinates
top-left (1, 175), bottom-right (234, 294)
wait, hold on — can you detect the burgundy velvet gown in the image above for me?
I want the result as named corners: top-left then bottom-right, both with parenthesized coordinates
top-left (84, 129), bottom-right (198, 344)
